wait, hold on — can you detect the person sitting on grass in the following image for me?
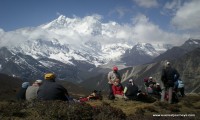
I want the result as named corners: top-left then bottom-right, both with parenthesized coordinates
top-left (123, 79), bottom-right (139, 100)
top-left (79, 90), bottom-right (102, 102)
top-left (37, 73), bottom-right (69, 101)
top-left (87, 90), bottom-right (98, 100)
top-left (17, 82), bottom-right (30, 100)
top-left (112, 79), bottom-right (124, 99)
top-left (26, 80), bottom-right (42, 101)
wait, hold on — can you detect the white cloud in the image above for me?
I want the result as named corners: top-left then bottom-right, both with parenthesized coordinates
top-left (162, 0), bottom-right (182, 15)
top-left (164, 0), bottom-right (181, 10)
top-left (0, 14), bottom-right (188, 49)
top-left (133, 0), bottom-right (159, 8)
top-left (131, 14), bottom-right (187, 45)
top-left (171, 0), bottom-right (200, 31)
top-left (0, 28), bottom-right (4, 35)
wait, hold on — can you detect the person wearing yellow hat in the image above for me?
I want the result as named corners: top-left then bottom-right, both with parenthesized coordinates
top-left (37, 73), bottom-right (69, 101)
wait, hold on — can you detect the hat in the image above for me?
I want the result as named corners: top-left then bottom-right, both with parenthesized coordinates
top-left (113, 66), bottom-right (118, 71)
top-left (167, 61), bottom-right (170, 65)
top-left (35, 80), bottom-right (42, 84)
top-left (22, 82), bottom-right (30, 88)
top-left (129, 79), bottom-right (133, 82)
top-left (149, 77), bottom-right (153, 80)
top-left (44, 73), bottom-right (56, 80)
top-left (156, 83), bottom-right (160, 86)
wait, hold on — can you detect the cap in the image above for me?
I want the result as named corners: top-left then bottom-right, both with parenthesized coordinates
top-left (113, 66), bottom-right (118, 71)
top-left (35, 80), bottom-right (42, 84)
top-left (22, 82), bottom-right (30, 88)
top-left (129, 79), bottom-right (133, 82)
top-left (44, 73), bottom-right (56, 80)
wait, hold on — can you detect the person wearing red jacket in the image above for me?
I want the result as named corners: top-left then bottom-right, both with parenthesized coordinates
top-left (112, 79), bottom-right (124, 99)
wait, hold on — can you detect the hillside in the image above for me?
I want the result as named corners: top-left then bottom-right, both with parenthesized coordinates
top-left (0, 73), bottom-right (90, 101)
top-left (0, 73), bottom-right (22, 100)
top-left (0, 94), bottom-right (199, 120)
top-left (81, 47), bottom-right (200, 93)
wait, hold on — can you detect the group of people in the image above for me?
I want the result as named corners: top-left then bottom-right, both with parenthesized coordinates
top-left (16, 61), bottom-right (185, 104)
top-left (107, 66), bottom-right (145, 101)
top-left (17, 73), bottom-right (69, 101)
top-left (144, 77), bottom-right (162, 97)
top-left (107, 61), bottom-right (185, 104)
top-left (17, 73), bottom-right (103, 102)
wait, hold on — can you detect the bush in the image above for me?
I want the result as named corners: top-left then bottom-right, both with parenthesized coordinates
top-left (0, 100), bottom-right (127, 120)
top-left (93, 102), bottom-right (126, 120)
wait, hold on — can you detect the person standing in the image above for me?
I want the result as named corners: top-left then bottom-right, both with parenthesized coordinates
top-left (37, 73), bottom-right (69, 101)
top-left (26, 80), bottom-right (43, 101)
top-left (107, 66), bottom-right (121, 100)
top-left (161, 61), bottom-right (180, 104)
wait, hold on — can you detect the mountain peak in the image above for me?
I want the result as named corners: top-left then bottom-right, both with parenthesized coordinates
top-left (186, 38), bottom-right (200, 45)
top-left (41, 14), bottom-right (102, 36)
top-left (181, 38), bottom-right (200, 49)
top-left (57, 15), bottom-right (66, 21)
top-left (133, 43), bottom-right (159, 56)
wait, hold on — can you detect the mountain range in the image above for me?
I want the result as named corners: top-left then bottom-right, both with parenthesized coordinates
top-left (0, 15), bottom-right (200, 94)
top-left (81, 39), bottom-right (200, 93)
top-left (0, 15), bottom-right (172, 82)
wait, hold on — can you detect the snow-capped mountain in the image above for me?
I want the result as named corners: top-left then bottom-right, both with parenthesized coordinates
top-left (0, 15), bottom-right (173, 82)
top-left (120, 43), bottom-right (173, 66)
top-left (153, 38), bottom-right (200, 62)
top-left (0, 15), bottom-right (137, 67)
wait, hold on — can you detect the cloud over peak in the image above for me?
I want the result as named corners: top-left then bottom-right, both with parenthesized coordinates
top-left (171, 0), bottom-right (200, 31)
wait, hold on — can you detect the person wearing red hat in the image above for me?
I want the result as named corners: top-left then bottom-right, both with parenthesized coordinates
top-left (107, 66), bottom-right (121, 100)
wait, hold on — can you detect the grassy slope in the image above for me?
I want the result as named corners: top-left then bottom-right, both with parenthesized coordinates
top-left (87, 94), bottom-right (200, 119)
top-left (0, 94), bottom-right (199, 120)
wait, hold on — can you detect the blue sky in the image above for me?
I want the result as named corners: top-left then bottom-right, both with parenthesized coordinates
top-left (0, 0), bottom-right (173, 31)
top-left (0, 0), bottom-right (200, 45)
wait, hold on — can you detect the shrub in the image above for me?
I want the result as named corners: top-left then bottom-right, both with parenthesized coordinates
top-left (93, 102), bottom-right (126, 120)
top-left (0, 100), bottom-right (127, 120)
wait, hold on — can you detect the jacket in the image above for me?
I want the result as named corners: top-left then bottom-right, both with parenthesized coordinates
top-left (37, 80), bottom-right (69, 101)
top-left (107, 71), bottom-right (121, 84)
top-left (112, 83), bottom-right (123, 95)
top-left (26, 85), bottom-right (39, 101)
top-left (124, 83), bottom-right (138, 97)
top-left (161, 66), bottom-right (179, 87)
